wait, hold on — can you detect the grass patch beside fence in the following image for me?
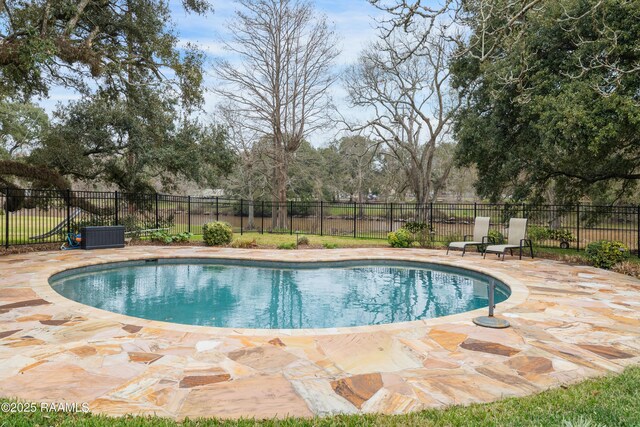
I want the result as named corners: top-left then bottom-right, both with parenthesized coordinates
top-left (1, 367), bottom-right (639, 426)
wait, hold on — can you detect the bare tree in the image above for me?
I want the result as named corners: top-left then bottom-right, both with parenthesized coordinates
top-left (219, 105), bottom-right (272, 229)
top-left (215, 0), bottom-right (340, 228)
top-left (343, 31), bottom-right (460, 208)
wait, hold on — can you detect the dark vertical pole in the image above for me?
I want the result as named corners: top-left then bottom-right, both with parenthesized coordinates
top-left (114, 191), bottom-right (119, 226)
top-left (187, 196), bottom-right (191, 234)
top-left (320, 201), bottom-right (324, 236)
top-left (261, 201), bottom-right (265, 234)
top-left (429, 202), bottom-right (434, 235)
top-left (353, 201), bottom-right (357, 238)
top-left (240, 199), bottom-right (244, 235)
top-left (215, 197), bottom-right (219, 221)
top-left (66, 189), bottom-right (71, 234)
top-left (389, 202), bottom-right (394, 232)
top-left (576, 203), bottom-right (580, 252)
top-left (155, 193), bottom-right (159, 229)
top-left (289, 200), bottom-right (293, 235)
top-left (522, 203), bottom-right (526, 218)
top-left (4, 188), bottom-right (9, 249)
top-left (637, 205), bottom-right (640, 258)
top-left (474, 202), bottom-right (477, 219)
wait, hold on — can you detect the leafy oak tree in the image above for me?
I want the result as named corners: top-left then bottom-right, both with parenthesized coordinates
top-left (452, 0), bottom-right (640, 203)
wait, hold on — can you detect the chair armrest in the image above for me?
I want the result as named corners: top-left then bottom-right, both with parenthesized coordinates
top-left (483, 236), bottom-right (494, 245)
top-left (520, 239), bottom-right (532, 246)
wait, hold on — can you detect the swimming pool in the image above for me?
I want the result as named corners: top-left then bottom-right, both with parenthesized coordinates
top-left (49, 259), bottom-right (510, 329)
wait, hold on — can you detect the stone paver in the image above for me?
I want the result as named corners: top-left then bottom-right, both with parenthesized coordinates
top-left (0, 247), bottom-right (639, 419)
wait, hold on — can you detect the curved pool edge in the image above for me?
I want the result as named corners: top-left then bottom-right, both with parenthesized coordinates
top-left (39, 250), bottom-right (529, 337)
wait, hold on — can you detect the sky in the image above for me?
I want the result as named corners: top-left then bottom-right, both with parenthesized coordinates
top-left (41, 0), bottom-right (385, 147)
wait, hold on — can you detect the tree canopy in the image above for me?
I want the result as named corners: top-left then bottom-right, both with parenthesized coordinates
top-left (452, 0), bottom-right (640, 203)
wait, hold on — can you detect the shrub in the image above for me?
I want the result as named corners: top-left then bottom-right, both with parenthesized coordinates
top-left (150, 231), bottom-right (193, 244)
top-left (323, 242), bottom-right (338, 249)
top-left (488, 230), bottom-right (505, 244)
top-left (528, 225), bottom-right (551, 242)
top-left (297, 235), bottom-right (310, 246)
top-left (388, 228), bottom-right (413, 248)
top-left (585, 240), bottom-right (629, 269)
top-left (230, 238), bottom-right (258, 249)
top-left (403, 221), bottom-right (432, 247)
top-left (202, 221), bottom-right (233, 246)
top-left (277, 242), bottom-right (296, 250)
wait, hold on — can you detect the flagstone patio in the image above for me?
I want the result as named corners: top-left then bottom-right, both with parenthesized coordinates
top-left (1, 247), bottom-right (639, 419)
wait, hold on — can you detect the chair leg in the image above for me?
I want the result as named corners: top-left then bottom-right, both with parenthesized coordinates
top-left (519, 245), bottom-right (523, 260)
top-left (446, 245), bottom-right (450, 255)
top-left (530, 242), bottom-right (534, 259)
top-left (462, 246), bottom-right (466, 257)
top-left (483, 250), bottom-right (487, 259)
top-left (502, 251), bottom-right (506, 261)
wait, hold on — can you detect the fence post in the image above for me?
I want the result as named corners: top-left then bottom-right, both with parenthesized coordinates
top-left (320, 201), bottom-right (324, 236)
top-left (429, 202), bottom-right (434, 234)
top-left (289, 200), bottom-right (293, 235)
top-left (576, 203), bottom-right (580, 252)
top-left (155, 193), bottom-right (159, 229)
top-left (215, 197), bottom-right (219, 221)
top-left (474, 202), bottom-right (477, 219)
top-left (261, 200), bottom-right (265, 234)
top-left (187, 196), bottom-right (191, 234)
top-left (66, 189), bottom-right (71, 235)
top-left (240, 198), bottom-right (243, 235)
top-left (390, 202), bottom-right (394, 232)
top-left (4, 188), bottom-right (9, 249)
top-left (353, 202), bottom-right (357, 238)
top-left (114, 191), bottom-right (119, 226)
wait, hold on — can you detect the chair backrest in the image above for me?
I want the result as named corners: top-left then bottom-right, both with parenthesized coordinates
top-left (507, 218), bottom-right (528, 245)
top-left (473, 217), bottom-right (491, 242)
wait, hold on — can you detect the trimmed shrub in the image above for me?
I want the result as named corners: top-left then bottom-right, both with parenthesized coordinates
top-left (202, 221), bottom-right (233, 246)
top-left (297, 235), bottom-right (310, 246)
top-left (585, 240), bottom-right (629, 269)
top-left (388, 228), bottom-right (413, 248)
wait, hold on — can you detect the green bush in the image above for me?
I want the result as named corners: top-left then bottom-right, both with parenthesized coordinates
top-left (528, 226), bottom-right (576, 243)
top-left (585, 240), bottom-right (629, 269)
top-left (488, 230), bottom-right (505, 244)
top-left (403, 221), bottom-right (432, 247)
top-left (387, 228), bottom-right (413, 248)
top-left (202, 221), bottom-right (233, 246)
top-left (150, 231), bottom-right (193, 244)
top-left (323, 242), bottom-right (338, 249)
top-left (297, 235), bottom-right (310, 246)
top-left (277, 242), bottom-right (296, 250)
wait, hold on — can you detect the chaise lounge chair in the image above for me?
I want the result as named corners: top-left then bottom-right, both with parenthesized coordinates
top-left (483, 218), bottom-right (534, 261)
top-left (447, 216), bottom-right (491, 256)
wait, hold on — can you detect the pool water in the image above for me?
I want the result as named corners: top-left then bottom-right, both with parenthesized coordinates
top-left (50, 259), bottom-right (510, 329)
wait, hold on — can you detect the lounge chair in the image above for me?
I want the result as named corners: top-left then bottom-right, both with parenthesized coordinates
top-left (483, 218), bottom-right (534, 261)
top-left (447, 217), bottom-right (491, 256)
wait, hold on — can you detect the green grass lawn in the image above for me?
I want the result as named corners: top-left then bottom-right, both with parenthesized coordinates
top-left (1, 367), bottom-right (638, 426)
top-left (193, 232), bottom-right (391, 248)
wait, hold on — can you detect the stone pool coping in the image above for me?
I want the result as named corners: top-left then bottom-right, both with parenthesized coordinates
top-left (1, 247), bottom-right (639, 419)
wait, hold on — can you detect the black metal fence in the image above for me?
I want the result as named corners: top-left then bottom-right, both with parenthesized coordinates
top-left (1, 188), bottom-right (639, 256)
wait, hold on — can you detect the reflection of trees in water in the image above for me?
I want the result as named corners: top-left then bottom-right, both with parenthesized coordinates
top-left (267, 270), bottom-right (304, 329)
top-left (54, 264), bottom-right (499, 328)
top-left (341, 267), bottom-right (480, 324)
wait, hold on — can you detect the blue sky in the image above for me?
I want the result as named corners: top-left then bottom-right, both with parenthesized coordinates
top-left (41, 0), bottom-right (383, 146)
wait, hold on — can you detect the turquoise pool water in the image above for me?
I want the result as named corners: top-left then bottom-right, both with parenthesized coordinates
top-left (49, 259), bottom-right (510, 329)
